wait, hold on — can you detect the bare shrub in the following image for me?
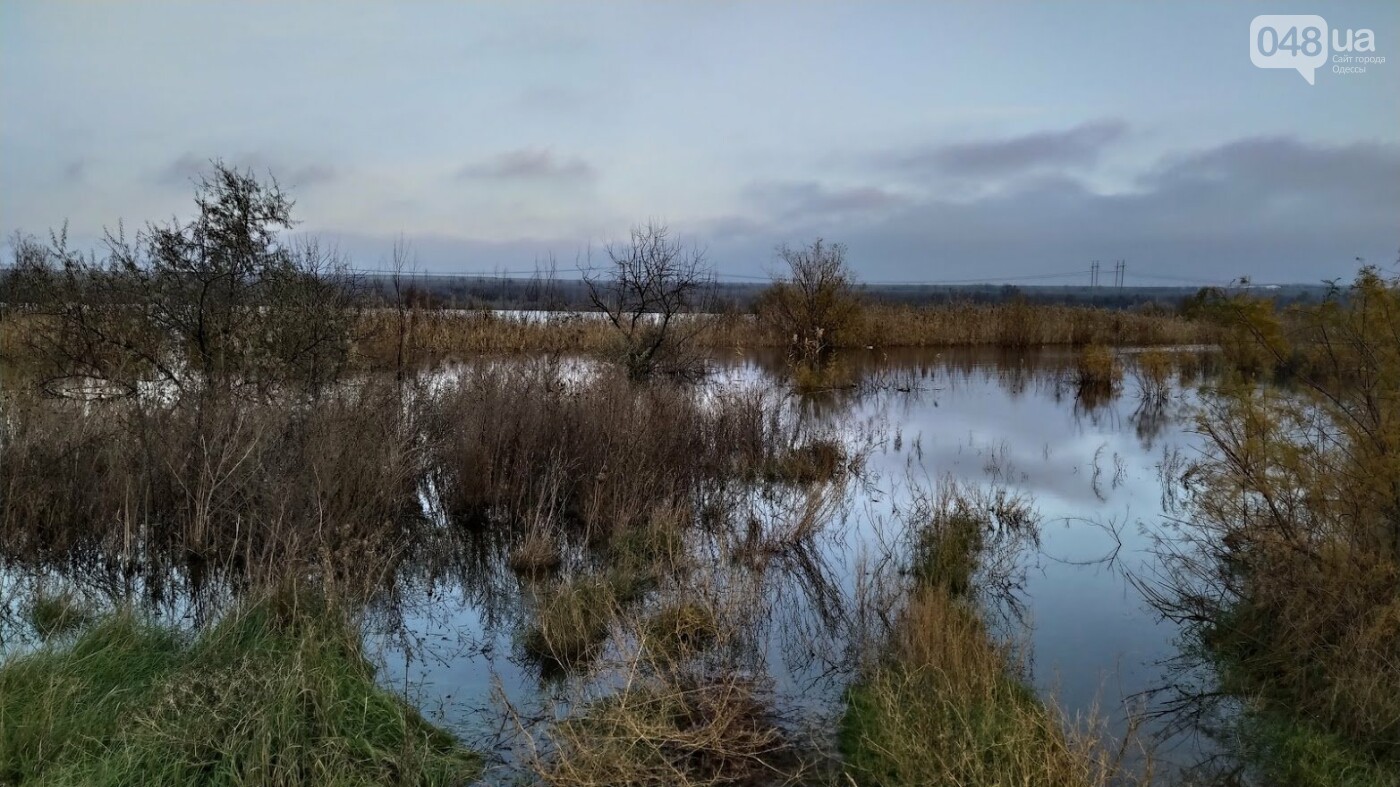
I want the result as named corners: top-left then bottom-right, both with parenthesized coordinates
top-left (584, 222), bottom-right (713, 380)
top-left (7, 162), bottom-right (361, 399)
top-left (754, 239), bottom-right (863, 365)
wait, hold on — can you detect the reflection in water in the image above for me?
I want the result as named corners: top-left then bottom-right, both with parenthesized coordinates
top-left (2, 346), bottom-right (1230, 782)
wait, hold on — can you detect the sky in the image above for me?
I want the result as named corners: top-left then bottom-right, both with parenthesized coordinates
top-left (2, 2), bottom-right (1398, 285)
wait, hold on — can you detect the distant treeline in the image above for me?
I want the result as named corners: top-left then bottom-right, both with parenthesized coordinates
top-left (358, 273), bottom-right (1335, 313)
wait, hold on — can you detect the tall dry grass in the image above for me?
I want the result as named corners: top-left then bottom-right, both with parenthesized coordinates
top-left (424, 362), bottom-right (784, 537)
top-left (840, 478), bottom-right (1146, 786)
top-left (342, 301), bottom-right (1211, 368)
top-left (0, 380), bottom-right (424, 589)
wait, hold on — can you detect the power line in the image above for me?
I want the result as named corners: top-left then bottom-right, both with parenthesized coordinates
top-left (342, 266), bottom-right (1096, 287)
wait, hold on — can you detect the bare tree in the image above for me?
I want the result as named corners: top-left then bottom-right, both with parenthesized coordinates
top-left (583, 222), bottom-right (712, 380)
top-left (386, 235), bottom-right (417, 383)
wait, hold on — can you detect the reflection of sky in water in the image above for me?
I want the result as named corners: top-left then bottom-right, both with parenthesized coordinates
top-left (367, 348), bottom-right (1210, 775)
top-left (0, 347), bottom-right (1213, 778)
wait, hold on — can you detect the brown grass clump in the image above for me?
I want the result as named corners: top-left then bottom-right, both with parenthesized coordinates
top-left (425, 364), bottom-right (780, 537)
top-left (533, 669), bottom-right (808, 787)
top-left (508, 529), bottom-right (565, 578)
top-left (841, 587), bottom-right (1134, 787)
top-left (1075, 344), bottom-right (1122, 388)
top-left (1132, 348), bottom-right (1174, 400)
top-left (643, 602), bottom-right (720, 660)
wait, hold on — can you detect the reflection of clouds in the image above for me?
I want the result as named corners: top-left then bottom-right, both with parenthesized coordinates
top-left (1, 348), bottom-right (1218, 780)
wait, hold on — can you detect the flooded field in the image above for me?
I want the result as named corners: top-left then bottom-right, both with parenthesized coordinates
top-left (2, 346), bottom-right (1230, 782)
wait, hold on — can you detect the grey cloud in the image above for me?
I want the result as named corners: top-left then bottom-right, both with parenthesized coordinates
top-left (61, 159), bottom-right (87, 184)
top-left (743, 181), bottom-right (907, 220)
top-left (1141, 136), bottom-right (1400, 205)
top-left (457, 148), bottom-right (596, 182)
top-left (516, 85), bottom-right (587, 113)
top-left (159, 153), bottom-right (338, 189)
top-left (890, 120), bottom-right (1128, 177)
top-left (706, 135), bottom-right (1398, 283)
top-left (272, 135), bottom-right (1397, 286)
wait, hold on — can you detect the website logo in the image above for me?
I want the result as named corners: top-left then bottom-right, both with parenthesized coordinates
top-left (1250, 15), bottom-right (1381, 85)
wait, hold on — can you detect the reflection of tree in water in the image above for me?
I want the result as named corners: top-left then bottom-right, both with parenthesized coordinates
top-left (3, 345), bottom-right (1213, 782)
top-left (1131, 397), bottom-right (1170, 449)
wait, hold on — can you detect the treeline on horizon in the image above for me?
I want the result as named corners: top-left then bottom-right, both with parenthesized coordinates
top-left (0, 242), bottom-right (1335, 317)
top-left (346, 275), bottom-right (1335, 313)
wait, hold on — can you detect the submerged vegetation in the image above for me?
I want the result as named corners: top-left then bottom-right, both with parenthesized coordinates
top-left (2, 163), bottom-right (1390, 785)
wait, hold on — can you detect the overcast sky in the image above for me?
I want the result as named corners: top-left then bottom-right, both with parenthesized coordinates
top-left (3, 2), bottom-right (1397, 284)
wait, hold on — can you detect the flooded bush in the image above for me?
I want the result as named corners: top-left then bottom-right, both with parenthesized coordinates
top-left (1152, 267), bottom-right (1400, 781)
top-left (0, 591), bottom-right (479, 786)
top-left (1075, 344), bottom-right (1122, 391)
top-left (425, 363), bottom-right (781, 537)
top-left (1132, 348), bottom-right (1174, 400)
top-left (0, 380), bottom-right (426, 587)
top-left (754, 239), bottom-right (864, 365)
top-left (583, 222), bottom-right (713, 381)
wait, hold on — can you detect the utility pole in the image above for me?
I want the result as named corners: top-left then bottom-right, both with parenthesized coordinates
top-left (1113, 260), bottom-right (1126, 288)
top-left (1091, 260), bottom-right (1099, 287)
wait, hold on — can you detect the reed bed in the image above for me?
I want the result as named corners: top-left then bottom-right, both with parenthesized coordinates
top-left (0, 360), bottom-right (820, 591)
top-left (0, 380), bottom-right (425, 587)
top-left (345, 302), bottom-right (1210, 366)
top-left (423, 362), bottom-right (788, 537)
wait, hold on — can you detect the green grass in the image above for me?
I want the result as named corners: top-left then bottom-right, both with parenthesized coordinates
top-left (1235, 709), bottom-right (1400, 787)
top-left (840, 483), bottom-right (1127, 787)
top-left (23, 591), bottom-right (94, 639)
top-left (838, 588), bottom-right (1117, 787)
top-left (0, 594), bottom-right (480, 786)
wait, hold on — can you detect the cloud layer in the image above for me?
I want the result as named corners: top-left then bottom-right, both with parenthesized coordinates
top-left (3, 3), bottom-right (1396, 283)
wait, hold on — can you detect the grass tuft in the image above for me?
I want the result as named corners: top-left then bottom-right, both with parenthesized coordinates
top-left (24, 591), bottom-right (94, 640)
top-left (535, 670), bottom-right (805, 787)
top-left (0, 593), bottom-right (480, 787)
